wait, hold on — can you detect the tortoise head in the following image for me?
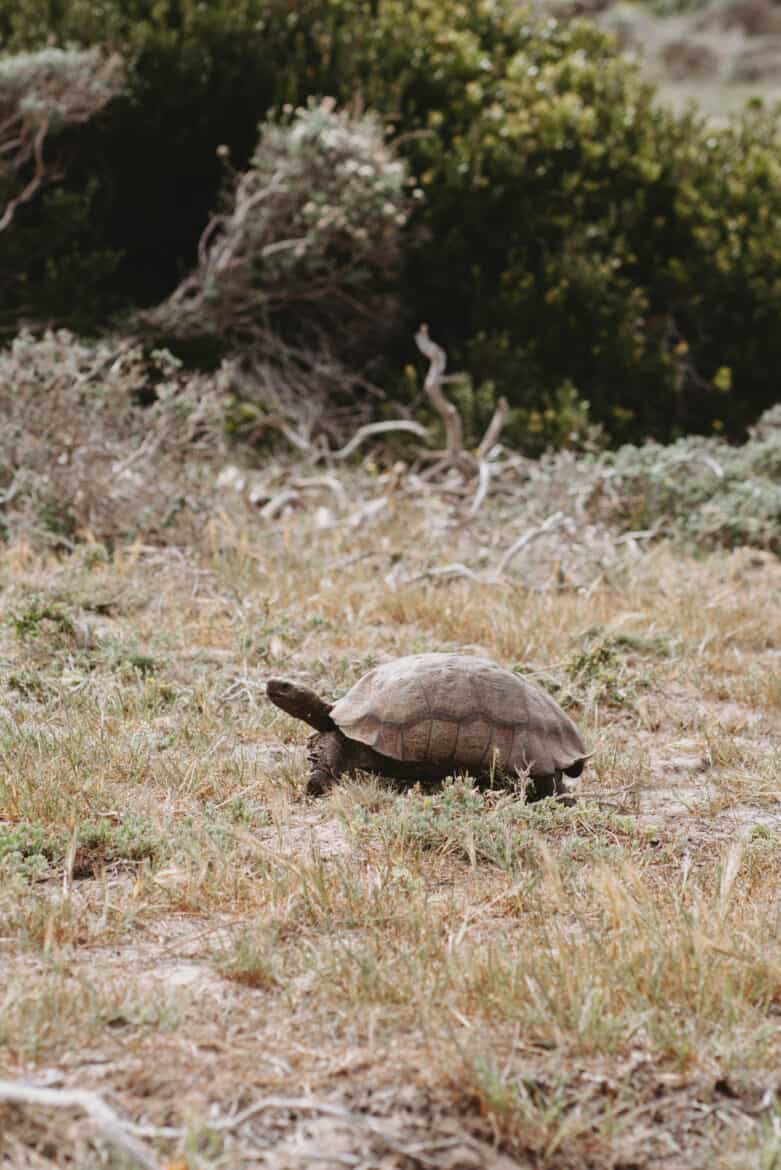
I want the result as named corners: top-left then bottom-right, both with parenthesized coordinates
top-left (266, 678), bottom-right (335, 732)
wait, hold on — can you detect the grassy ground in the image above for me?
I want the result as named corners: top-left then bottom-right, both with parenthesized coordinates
top-left (1, 503), bottom-right (780, 1169)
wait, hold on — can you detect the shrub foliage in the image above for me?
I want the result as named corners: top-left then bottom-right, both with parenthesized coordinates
top-left (0, 46), bottom-right (125, 331)
top-left (0, 329), bottom-right (777, 555)
top-left (152, 99), bottom-right (410, 364)
top-left (1, 0), bottom-right (781, 441)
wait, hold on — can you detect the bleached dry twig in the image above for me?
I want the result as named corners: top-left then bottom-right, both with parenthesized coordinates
top-left (415, 324), bottom-right (476, 476)
top-left (246, 412), bottom-right (313, 452)
top-left (0, 120), bottom-right (50, 232)
top-left (412, 326), bottom-right (510, 510)
top-left (257, 488), bottom-right (299, 519)
top-left (655, 450), bottom-right (724, 480)
top-left (330, 419), bottom-right (429, 460)
top-left (469, 458), bottom-right (493, 516)
top-left (406, 562), bottom-right (481, 584)
top-left (497, 511), bottom-right (567, 575)
top-left (0, 1080), bottom-right (159, 1170)
top-left (475, 396), bottom-right (510, 461)
top-left (292, 474), bottom-right (348, 505)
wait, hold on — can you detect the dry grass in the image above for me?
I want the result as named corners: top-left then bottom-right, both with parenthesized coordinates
top-left (1, 501), bottom-right (780, 1169)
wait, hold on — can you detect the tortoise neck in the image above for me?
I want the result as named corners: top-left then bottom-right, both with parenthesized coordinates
top-left (267, 680), bottom-right (335, 732)
top-left (296, 689), bottom-right (335, 732)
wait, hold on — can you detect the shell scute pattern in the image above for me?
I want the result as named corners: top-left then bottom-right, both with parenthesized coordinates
top-left (330, 653), bottom-right (585, 779)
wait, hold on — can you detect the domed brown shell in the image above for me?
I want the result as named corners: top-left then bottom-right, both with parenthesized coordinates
top-left (330, 653), bottom-right (587, 779)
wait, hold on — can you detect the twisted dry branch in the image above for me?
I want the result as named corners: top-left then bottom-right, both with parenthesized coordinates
top-left (413, 325), bottom-right (509, 505)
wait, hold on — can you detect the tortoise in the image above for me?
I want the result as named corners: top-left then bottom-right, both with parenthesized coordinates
top-left (267, 652), bottom-right (588, 799)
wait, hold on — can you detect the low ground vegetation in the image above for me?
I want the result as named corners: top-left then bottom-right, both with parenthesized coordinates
top-left (1, 452), bottom-right (780, 1166)
top-left (1, 3), bottom-right (781, 1164)
top-left (0, 330), bottom-right (226, 548)
top-left (1, 327), bottom-right (778, 562)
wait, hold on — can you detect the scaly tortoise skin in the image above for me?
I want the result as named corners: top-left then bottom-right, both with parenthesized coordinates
top-left (267, 653), bottom-right (588, 799)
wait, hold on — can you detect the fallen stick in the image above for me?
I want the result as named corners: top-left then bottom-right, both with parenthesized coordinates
top-left (475, 396), bottom-right (509, 461)
top-left (259, 488), bottom-right (298, 519)
top-left (497, 511), bottom-right (567, 575)
top-left (406, 562), bottom-right (481, 583)
top-left (246, 413), bottom-right (312, 452)
top-left (292, 474), bottom-right (348, 505)
top-left (329, 419), bottom-right (429, 460)
top-left (469, 458), bottom-right (492, 516)
top-left (0, 1080), bottom-right (160, 1170)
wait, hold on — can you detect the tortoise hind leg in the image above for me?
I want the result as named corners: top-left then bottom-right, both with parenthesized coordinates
top-left (306, 730), bottom-right (352, 796)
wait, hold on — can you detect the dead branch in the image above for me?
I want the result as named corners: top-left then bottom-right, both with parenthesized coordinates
top-left (0, 1080), bottom-right (159, 1170)
top-left (658, 450), bottom-right (725, 479)
top-left (415, 324), bottom-right (476, 476)
top-left (0, 119), bottom-right (50, 232)
top-left (415, 454), bottom-right (454, 482)
top-left (348, 496), bottom-right (388, 526)
top-left (209, 1094), bottom-right (520, 1169)
top-left (246, 412), bottom-right (313, 452)
top-left (497, 511), bottom-right (567, 575)
top-left (330, 419), bottom-right (429, 460)
top-left (212, 341), bottom-right (378, 454)
top-left (469, 458), bottom-right (493, 517)
top-left (614, 526), bottom-right (662, 544)
top-left (407, 562), bottom-right (481, 583)
top-left (197, 212), bottom-right (223, 267)
top-left (292, 474), bottom-right (348, 505)
top-left (475, 395), bottom-right (510, 461)
top-left (258, 488), bottom-right (299, 519)
top-left (412, 327), bottom-right (508, 501)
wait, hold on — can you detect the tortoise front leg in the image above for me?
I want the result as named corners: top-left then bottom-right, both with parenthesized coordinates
top-left (526, 770), bottom-right (576, 804)
top-left (306, 730), bottom-right (351, 796)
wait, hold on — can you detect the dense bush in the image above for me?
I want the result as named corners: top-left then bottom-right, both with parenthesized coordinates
top-left (383, 16), bottom-right (781, 443)
top-left (592, 411), bottom-right (781, 552)
top-left (0, 330), bottom-right (225, 546)
top-left (0, 46), bottom-right (126, 332)
top-left (147, 98), bottom-right (412, 440)
top-left (516, 402), bottom-right (781, 554)
top-left (0, 327), bottom-right (777, 554)
top-left (0, 0), bottom-right (282, 326)
top-left (2, 0), bottom-right (781, 442)
top-left (152, 100), bottom-right (409, 360)
top-left (0, 46), bottom-right (124, 231)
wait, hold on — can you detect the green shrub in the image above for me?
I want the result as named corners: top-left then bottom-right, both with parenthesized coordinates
top-left (2, 0), bottom-right (781, 441)
top-left (0, 816), bottom-right (162, 883)
top-left (148, 98), bottom-right (411, 434)
top-left (347, 779), bottom-right (641, 872)
top-left (584, 404), bottom-right (781, 552)
top-left (387, 16), bottom-right (781, 443)
top-left (0, 46), bottom-right (126, 333)
top-left (0, 1), bottom-right (281, 329)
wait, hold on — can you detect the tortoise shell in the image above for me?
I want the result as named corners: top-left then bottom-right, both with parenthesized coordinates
top-left (330, 653), bottom-right (586, 780)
